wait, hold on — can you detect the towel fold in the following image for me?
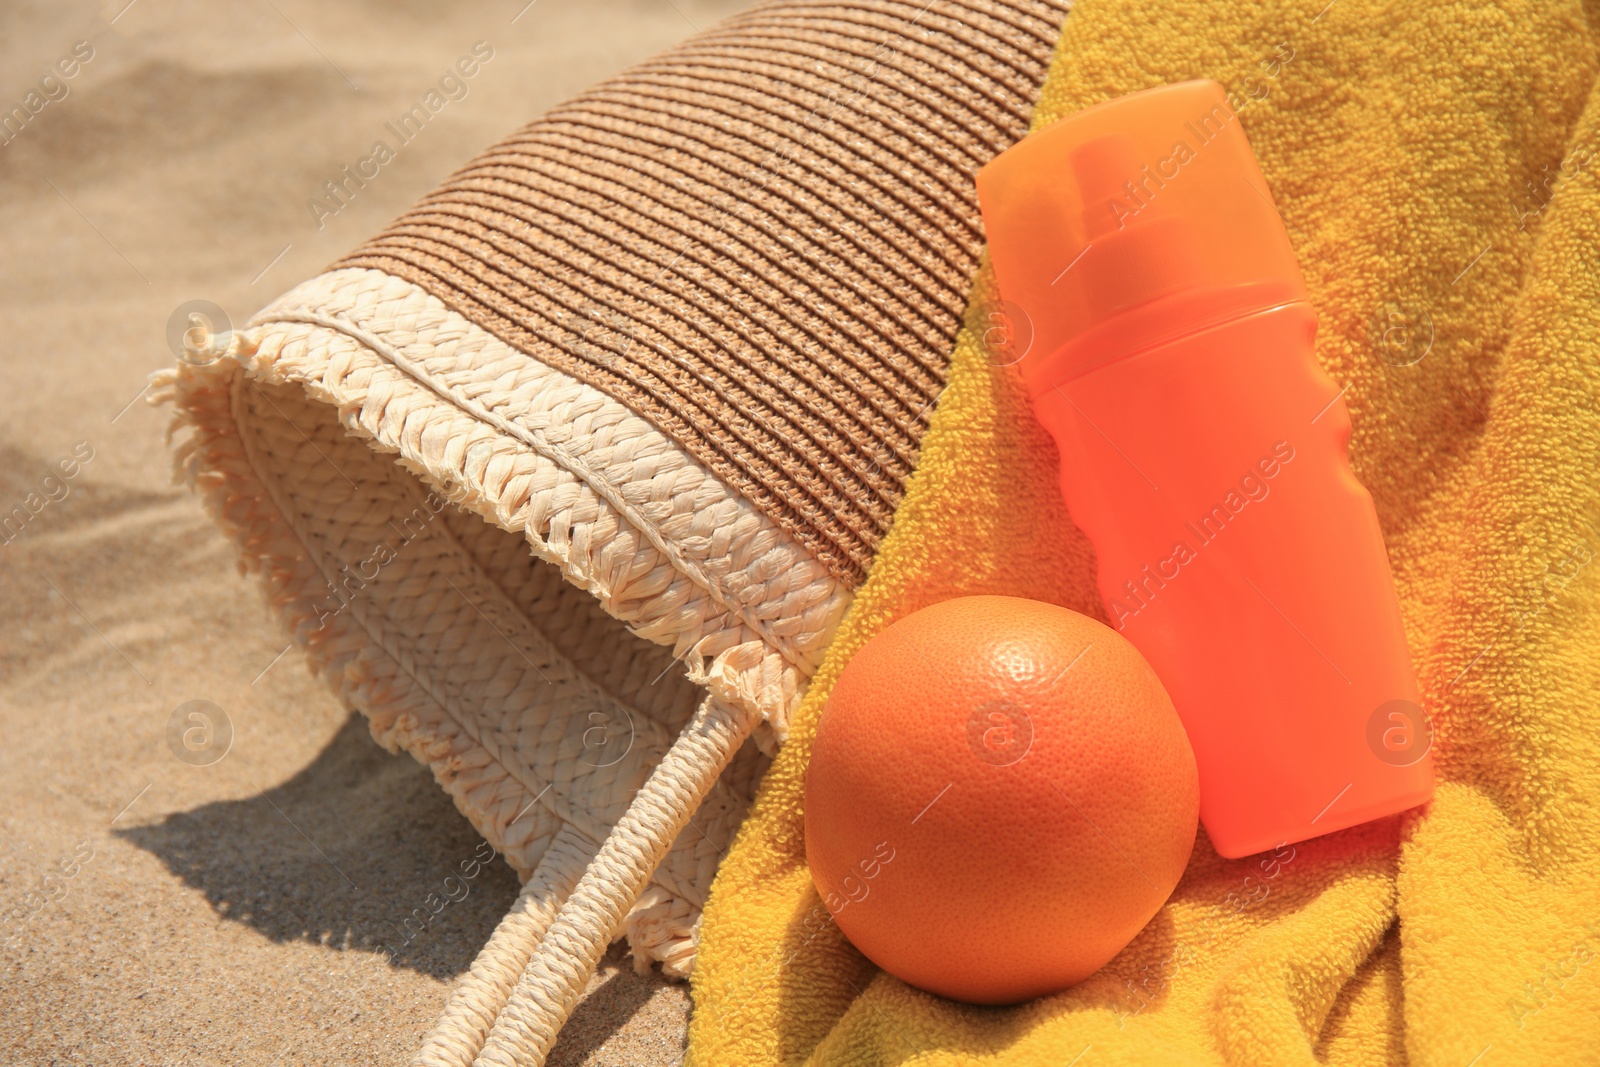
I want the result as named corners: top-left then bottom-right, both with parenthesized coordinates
top-left (689, 1), bottom-right (1600, 1063)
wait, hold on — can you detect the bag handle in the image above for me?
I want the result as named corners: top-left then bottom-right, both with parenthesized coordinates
top-left (414, 692), bottom-right (754, 1067)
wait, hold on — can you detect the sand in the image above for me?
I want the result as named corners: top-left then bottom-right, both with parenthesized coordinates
top-left (0, 1), bottom-right (753, 1062)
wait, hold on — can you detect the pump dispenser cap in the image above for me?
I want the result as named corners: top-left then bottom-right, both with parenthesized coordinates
top-left (976, 80), bottom-right (1309, 392)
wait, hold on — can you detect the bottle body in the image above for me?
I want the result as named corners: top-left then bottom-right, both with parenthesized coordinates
top-left (1031, 302), bottom-right (1433, 858)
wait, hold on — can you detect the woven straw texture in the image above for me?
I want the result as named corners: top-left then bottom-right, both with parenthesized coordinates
top-left (163, 263), bottom-right (844, 917)
top-left (337, 0), bottom-right (1070, 585)
top-left (160, 0), bottom-right (1068, 1061)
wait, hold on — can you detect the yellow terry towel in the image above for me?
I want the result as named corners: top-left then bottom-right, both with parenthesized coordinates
top-left (688, 0), bottom-right (1600, 1064)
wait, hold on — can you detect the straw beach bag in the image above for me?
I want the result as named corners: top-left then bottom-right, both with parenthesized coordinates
top-left (158, 0), bottom-right (1067, 1062)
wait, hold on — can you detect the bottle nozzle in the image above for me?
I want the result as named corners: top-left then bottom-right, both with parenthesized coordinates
top-left (1070, 133), bottom-right (1143, 241)
top-left (1068, 133), bottom-right (1208, 315)
top-left (975, 80), bottom-right (1311, 390)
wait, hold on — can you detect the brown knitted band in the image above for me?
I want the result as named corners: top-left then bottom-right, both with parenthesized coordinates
top-left (336, 0), bottom-right (1069, 585)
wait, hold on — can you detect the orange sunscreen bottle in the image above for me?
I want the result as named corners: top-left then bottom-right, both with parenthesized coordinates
top-left (975, 80), bottom-right (1433, 858)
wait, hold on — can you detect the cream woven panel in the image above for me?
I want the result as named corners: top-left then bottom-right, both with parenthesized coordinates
top-left (161, 267), bottom-right (853, 974)
top-left (254, 268), bottom-right (848, 736)
top-left (240, 378), bottom-right (745, 898)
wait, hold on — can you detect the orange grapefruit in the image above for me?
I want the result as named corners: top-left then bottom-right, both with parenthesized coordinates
top-left (805, 595), bottom-right (1198, 1004)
